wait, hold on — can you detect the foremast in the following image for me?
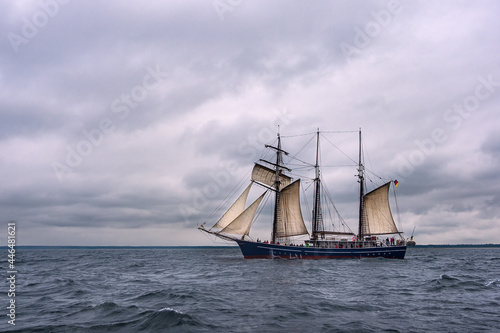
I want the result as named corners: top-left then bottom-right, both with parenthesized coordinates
top-left (264, 132), bottom-right (290, 244)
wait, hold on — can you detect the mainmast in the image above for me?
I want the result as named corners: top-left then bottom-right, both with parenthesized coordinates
top-left (311, 129), bottom-right (323, 240)
top-left (357, 128), bottom-right (365, 240)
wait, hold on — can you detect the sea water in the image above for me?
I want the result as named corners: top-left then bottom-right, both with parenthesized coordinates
top-left (2, 247), bottom-right (499, 332)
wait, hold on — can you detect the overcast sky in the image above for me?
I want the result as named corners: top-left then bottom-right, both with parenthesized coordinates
top-left (1, 0), bottom-right (499, 246)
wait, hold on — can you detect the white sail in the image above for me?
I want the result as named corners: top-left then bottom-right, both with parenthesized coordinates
top-left (220, 192), bottom-right (267, 236)
top-left (252, 163), bottom-right (291, 190)
top-left (212, 183), bottom-right (252, 230)
top-left (362, 182), bottom-right (399, 235)
top-left (275, 180), bottom-right (309, 238)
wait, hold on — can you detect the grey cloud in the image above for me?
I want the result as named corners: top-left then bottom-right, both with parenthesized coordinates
top-left (1, 1), bottom-right (499, 245)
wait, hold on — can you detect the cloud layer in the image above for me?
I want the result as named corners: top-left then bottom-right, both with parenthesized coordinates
top-left (1, 0), bottom-right (499, 245)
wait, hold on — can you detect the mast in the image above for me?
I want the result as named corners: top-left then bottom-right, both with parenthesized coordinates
top-left (312, 129), bottom-right (323, 240)
top-left (357, 128), bottom-right (364, 240)
top-left (271, 131), bottom-right (283, 244)
top-left (259, 130), bottom-right (290, 244)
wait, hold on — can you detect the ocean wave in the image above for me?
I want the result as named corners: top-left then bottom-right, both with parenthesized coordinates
top-left (428, 274), bottom-right (493, 292)
top-left (485, 279), bottom-right (499, 287)
top-left (130, 289), bottom-right (196, 303)
top-left (132, 307), bottom-right (215, 332)
top-left (159, 307), bottom-right (181, 312)
top-left (31, 303), bottom-right (215, 332)
top-left (439, 274), bottom-right (459, 281)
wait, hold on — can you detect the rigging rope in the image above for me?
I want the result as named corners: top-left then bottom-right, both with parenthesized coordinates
top-left (321, 178), bottom-right (355, 234)
top-left (300, 180), bottom-right (311, 233)
top-left (321, 130), bottom-right (359, 134)
top-left (205, 168), bottom-right (251, 225)
top-left (281, 131), bottom-right (317, 138)
top-left (284, 133), bottom-right (316, 167)
top-left (252, 190), bottom-right (271, 227)
top-left (320, 133), bottom-right (358, 165)
top-left (392, 182), bottom-right (403, 237)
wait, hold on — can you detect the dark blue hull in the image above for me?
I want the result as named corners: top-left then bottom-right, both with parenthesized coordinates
top-left (236, 240), bottom-right (406, 259)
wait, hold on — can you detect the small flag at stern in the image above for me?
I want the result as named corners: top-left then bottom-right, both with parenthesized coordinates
top-left (394, 180), bottom-right (399, 187)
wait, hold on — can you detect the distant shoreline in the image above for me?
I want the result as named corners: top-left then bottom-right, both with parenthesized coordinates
top-left (1, 244), bottom-right (500, 249)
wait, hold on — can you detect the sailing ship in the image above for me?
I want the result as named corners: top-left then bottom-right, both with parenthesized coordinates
top-left (198, 129), bottom-right (407, 259)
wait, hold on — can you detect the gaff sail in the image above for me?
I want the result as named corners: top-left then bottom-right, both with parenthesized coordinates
top-left (362, 182), bottom-right (399, 235)
top-left (275, 180), bottom-right (309, 238)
